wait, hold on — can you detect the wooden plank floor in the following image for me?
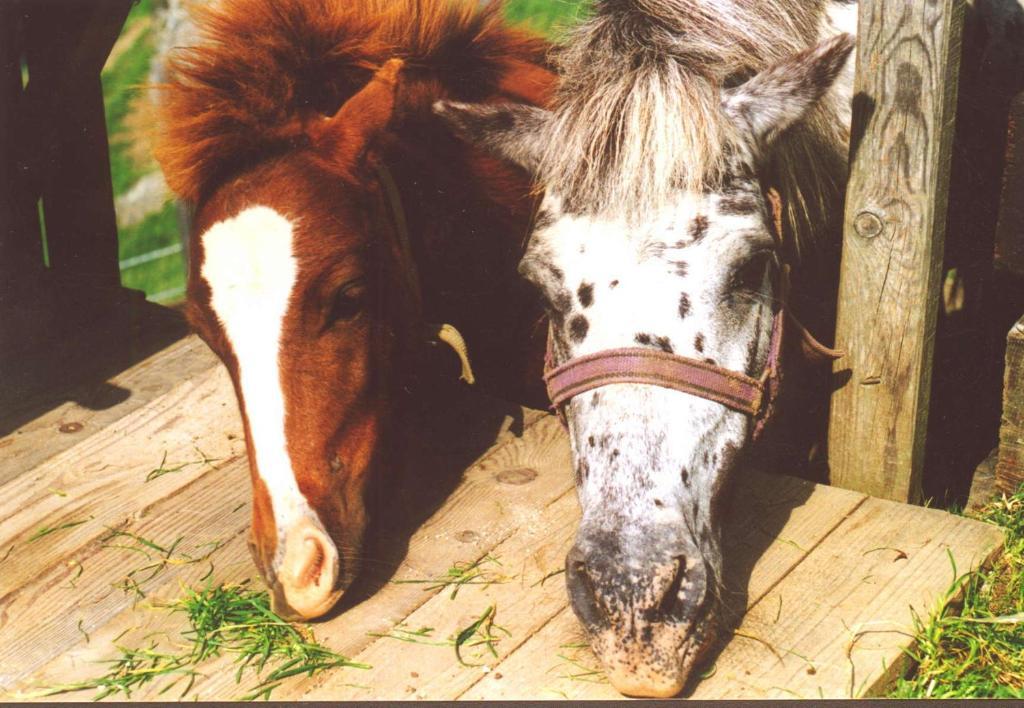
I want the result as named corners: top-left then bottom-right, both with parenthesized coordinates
top-left (0, 335), bottom-right (1005, 701)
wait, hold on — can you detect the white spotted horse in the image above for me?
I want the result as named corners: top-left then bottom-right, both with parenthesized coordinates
top-left (436, 0), bottom-right (859, 697)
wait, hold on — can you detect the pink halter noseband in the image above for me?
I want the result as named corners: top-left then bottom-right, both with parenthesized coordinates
top-left (542, 189), bottom-right (843, 440)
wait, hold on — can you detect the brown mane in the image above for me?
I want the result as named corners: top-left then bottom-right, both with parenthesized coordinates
top-left (155, 0), bottom-right (549, 203)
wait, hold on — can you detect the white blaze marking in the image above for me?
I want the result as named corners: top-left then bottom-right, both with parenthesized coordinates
top-left (201, 206), bottom-right (313, 549)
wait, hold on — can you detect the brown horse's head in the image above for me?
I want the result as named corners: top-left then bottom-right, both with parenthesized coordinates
top-left (184, 61), bottom-right (412, 619)
top-left (156, 0), bottom-right (552, 621)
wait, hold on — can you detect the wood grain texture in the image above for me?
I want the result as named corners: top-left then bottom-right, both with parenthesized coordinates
top-left (689, 498), bottom-right (1003, 699)
top-left (463, 494), bottom-right (1003, 700)
top-left (0, 459), bottom-right (252, 687)
top-left (16, 532), bottom-right (255, 702)
top-left (137, 414), bottom-right (574, 701)
top-left (994, 92), bottom-right (1024, 276)
top-left (305, 490), bottom-right (579, 701)
top-left (0, 337), bottom-right (1006, 700)
top-left (996, 315), bottom-right (1024, 493)
top-left (0, 336), bottom-right (218, 486)
top-left (2, 334), bottom-right (558, 700)
top-left (0, 362), bottom-right (246, 596)
top-left (829, 0), bottom-right (966, 502)
top-left (460, 474), bottom-right (868, 700)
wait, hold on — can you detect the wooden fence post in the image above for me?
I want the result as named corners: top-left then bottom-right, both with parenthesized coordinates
top-left (995, 316), bottom-right (1024, 494)
top-left (828, 0), bottom-right (966, 502)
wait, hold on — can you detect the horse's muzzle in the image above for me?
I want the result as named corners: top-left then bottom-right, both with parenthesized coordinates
top-left (565, 533), bottom-right (715, 697)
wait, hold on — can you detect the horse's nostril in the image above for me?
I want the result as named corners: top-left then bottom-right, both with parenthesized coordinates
top-left (658, 555), bottom-right (710, 626)
top-left (303, 537), bottom-right (326, 587)
top-left (279, 522), bottom-right (343, 619)
top-left (658, 555), bottom-right (688, 618)
top-left (566, 551), bottom-right (611, 628)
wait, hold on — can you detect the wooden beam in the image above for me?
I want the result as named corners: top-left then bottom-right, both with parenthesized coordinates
top-left (996, 315), bottom-right (1024, 494)
top-left (0, 2), bottom-right (47, 299)
top-left (828, 0), bottom-right (966, 502)
top-left (994, 92), bottom-right (1024, 276)
top-left (23, 0), bottom-right (133, 290)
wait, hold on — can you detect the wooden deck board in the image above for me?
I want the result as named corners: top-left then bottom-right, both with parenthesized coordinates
top-left (138, 414), bottom-right (574, 702)
top-left (0, 457), bottom-right (251, 687)
top-left (460, 475), bottom-right (868, 700)
top-left (0, 361), bottom-right (245, 597)
top-left (0, 333), bottom-right (212, 487)
top-left (0, 335), bottom-right (1006, 701)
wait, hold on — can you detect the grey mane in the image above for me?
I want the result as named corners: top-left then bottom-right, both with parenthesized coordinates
top-left (537, 0), bottom-right (850, 252)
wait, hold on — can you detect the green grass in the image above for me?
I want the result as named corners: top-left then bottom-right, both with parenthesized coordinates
top-left (890, 486), bottom-right (1024, 698)
top-left (28, 517), bottom-right (93, 542)
top-left (21, 580), bottom-right (369, 701)
top-left (102, 0), bottom-right (158, 196)
top-left (101, 528), bottom-right (223, 602)
top-left (101, 0), bottom-right (187, 303)
top-left (390, 555), bottom-right (510, 599)
top-left (503, 0), bottom-right (590, 37)
top-left (117, 202), bottom-right (185, 303)
top-left (368, 604), bottom-right (511, 668)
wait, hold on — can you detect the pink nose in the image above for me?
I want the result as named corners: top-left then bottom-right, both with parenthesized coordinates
top-left (278, 519), bottom-right (342, 619)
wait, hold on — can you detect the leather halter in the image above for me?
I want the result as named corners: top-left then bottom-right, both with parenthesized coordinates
top-left (374, 162), bottom-right (476, 383)
top-left (542, 189), bottom-right (843, 439)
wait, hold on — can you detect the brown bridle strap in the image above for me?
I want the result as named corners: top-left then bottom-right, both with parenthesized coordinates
top-left (374, 162), bottom-right (476, 383)
top-left (542, 188), bottom-right (842, 436)
top-left (375, 161), bottom-right (422, 317)
top-left (545, 345), bottom-right (773, 416)
top-left (544, 283), bottom-right (787, 430)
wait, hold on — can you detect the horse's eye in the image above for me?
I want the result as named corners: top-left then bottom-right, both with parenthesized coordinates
top-left (732, 251), bottom-right (773, 292)
top-left (328, 280), bottom-right (368, 325)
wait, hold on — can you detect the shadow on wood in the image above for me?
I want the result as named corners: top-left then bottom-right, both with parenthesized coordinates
top-left (682, 473), bottom-right (814, 695)
top-left (0, 298), bottom-right (189, 439)
top-left (328, 376), bottom-right (531, 618)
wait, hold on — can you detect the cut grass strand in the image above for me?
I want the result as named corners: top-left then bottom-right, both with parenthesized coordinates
top-left (101, 529), bottom-right (225, 602)
top-left (19, 642), bottom-right (198, 701)
top-left (367, 625), bottom-right (450, 647)
top-left (171, 581), bottom-right (370, 700)
top-left (532, 567), bottom-right (565, 587)
top-left (454, 605), bottom-right (510, 667)
top-left (28, 516), bottom-right (92, 542)
top-left (145, 447), bottom-right (223, 482)
top-left (62, 559), bottom-right (85, 589)
top-left (30, 580), bottom-right (368, 701)
top-left (549, 651), bottom-right (609, 685)
top-left (392, 555), bottom-right (511, 599)
top-left (369, 605), bottom-right (511, 668)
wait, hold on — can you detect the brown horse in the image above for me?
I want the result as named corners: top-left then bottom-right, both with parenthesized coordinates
top-left (154, 0), bottom-right (553, 619)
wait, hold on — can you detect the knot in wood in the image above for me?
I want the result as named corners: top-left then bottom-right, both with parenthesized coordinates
top-left (455, 530), bottom-right (479, 543)
top-left (496, 467), bottom-right (538, 485)
top-left (854, 211), bottom-right (884, 239)
top-left (59, 422), bottom-right (84, 434)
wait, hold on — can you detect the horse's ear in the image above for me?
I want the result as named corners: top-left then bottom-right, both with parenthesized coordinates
top-left (722, 33), bottom-right (854, 156)
top-left (314, 58), bottom-right (404, 166)
top-left (432, 101), bottom-right (549, 173)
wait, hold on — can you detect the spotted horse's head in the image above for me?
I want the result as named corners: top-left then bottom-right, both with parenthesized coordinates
top-left (435, 34), bottom-right (854, 697)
